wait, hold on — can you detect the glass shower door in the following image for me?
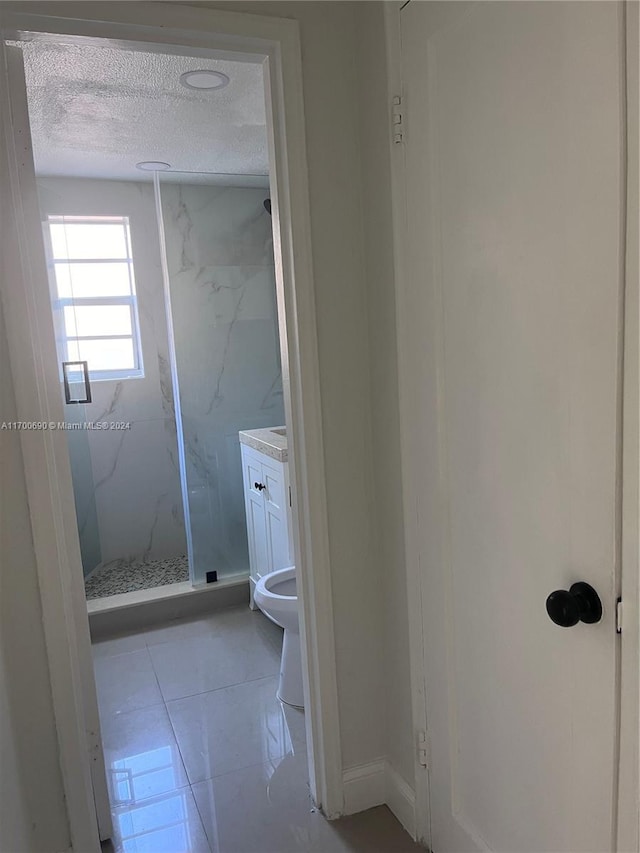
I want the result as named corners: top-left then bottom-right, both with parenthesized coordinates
top-left (155, 174), bottom-right (285, 584)
top-left (60, 384), bottom-right (103, 576)
top-left (42, 218), bottom-right (102, 579)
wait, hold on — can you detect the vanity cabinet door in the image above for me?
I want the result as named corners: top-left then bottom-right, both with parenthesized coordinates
top-left (241, 445), bottom-right (292, 585)
top-left (246, 485), bottom-right (269, 579)
top-left (241, 446), bottom-right (269, 580)
top-left (262, 459), bottom-right (291, 575)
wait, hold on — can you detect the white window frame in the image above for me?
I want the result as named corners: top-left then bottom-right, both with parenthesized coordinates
top-left (45, 214), bottom-right (145, 382)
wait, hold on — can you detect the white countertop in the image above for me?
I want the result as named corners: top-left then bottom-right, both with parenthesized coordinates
top-left (239, 426), bottom-right (288, 462)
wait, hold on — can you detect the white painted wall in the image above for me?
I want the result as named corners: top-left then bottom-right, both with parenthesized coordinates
top-left (279, 0), bottom-right (387, 768)
top-left (0, 299), bottom-right (70, 853)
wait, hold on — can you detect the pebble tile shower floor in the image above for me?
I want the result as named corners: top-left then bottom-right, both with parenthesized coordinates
top-left (85, 555), bottom-right (189, 600)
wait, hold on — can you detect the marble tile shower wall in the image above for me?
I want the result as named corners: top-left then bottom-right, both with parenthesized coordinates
top-left (160, 184), bottom-right (285, 577)
top-left (37, 178), bottom-right (187, 574)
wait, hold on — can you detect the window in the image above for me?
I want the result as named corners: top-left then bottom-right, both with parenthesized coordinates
top-left (46, 215), bottom-right (144, 381)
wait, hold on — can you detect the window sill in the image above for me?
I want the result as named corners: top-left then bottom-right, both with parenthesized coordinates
top-left (89, 370), bottom-right (145, 382)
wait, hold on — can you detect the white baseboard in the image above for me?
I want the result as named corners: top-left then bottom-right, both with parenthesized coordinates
top-left (342, 760), bottom-right (416, 839)
top-left (343, 759), bottom-right (386, 815)
top-left (385, 763), bottom-right (416, 839)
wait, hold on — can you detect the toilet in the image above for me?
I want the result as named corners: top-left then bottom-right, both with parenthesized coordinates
top-left (254, 566), bottom-right (304, 708)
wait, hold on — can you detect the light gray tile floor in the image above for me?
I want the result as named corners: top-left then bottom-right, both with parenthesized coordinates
top-left (94, 606), bottom-right (421, 852)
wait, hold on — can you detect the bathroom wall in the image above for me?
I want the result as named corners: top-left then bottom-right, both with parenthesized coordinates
top-left (37, 177), bottom-right (187, 571)
top-left (159, 182), bottom-right (285, 579)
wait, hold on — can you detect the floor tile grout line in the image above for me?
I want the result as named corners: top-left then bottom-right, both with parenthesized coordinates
top-left (143, 644), bottom-right (173, 728)
top-left (159, 670), bottom-right (281, 706)
top-left (109, 778), bottom-right (193, 811)
top-left (98, 698), bottom-right (167, 726)
top-left (187, 751), bottom-right (306, 789)
top-left (143, 632), bottom-right (282, 652)
top-left (187, 751), bottom-right (307, 853)
top-left (93, 643), bottom-right (160, 666)
top-left (188, 779), bottom-right (217, 853)
top-left (147, 632), bottom-right (289, 811)
top-left (143, 623), bottom-right (281, 700)
top-left (163, 672), bottom-right (287, 789)
top-left (163, 685), bottom-right (194, 800)
top-left (143, 626), bottom-right (283, 653)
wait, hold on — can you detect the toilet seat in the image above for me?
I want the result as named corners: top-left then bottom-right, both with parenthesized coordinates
top-left (261, 567), bottom-right (296, 599)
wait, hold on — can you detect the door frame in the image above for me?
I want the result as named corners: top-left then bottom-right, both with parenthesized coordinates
top-left (383, 0), bottom-right (431, 847)
top-left (0, 3), bottom-right (342, 849)
top-left (386, 1), bottom-right (639, 850)
top-left (617, 3), bottom-right (639, 850)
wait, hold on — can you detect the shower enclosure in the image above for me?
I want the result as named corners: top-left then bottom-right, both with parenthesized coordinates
top-left (156, 173), bottom-right (285, 585)
top-left (23, 36), bottom-right (284, 597)
top-left (44, 172), bottom-right (285, 596)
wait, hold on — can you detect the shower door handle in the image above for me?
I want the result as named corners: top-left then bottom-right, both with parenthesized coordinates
top-left (62, 360), bottom-right (92, 404)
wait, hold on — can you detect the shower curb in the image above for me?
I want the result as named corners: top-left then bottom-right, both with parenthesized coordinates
top-left (88, 575), bottom-right (249, 640)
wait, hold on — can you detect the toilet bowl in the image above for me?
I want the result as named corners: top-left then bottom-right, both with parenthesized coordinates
top-left (254, 567), bottom-right (304, 708)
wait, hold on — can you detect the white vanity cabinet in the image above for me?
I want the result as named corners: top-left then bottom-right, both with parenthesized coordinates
top-left (240, 433), bottom-right (293, 608)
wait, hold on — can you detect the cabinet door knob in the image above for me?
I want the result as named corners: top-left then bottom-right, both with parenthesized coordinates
top-left (254, 482), bottom-right (266, 491)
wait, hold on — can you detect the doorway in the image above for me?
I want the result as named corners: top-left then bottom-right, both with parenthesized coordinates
top-left (0, 5), bottom-right (342, 849)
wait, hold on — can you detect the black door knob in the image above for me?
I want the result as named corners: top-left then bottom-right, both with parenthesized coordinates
top-left (546, 581), bottom-right (602, 627)
top-left (254, 482), bottom-right (266, 492)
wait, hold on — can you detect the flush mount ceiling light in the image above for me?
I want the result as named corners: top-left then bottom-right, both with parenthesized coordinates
top-left (136, 161), bottom-right (172, 171)
top-left (180, 70), bottom-right (230, 91)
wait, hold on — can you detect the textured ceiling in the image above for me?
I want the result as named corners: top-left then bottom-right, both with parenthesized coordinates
top-left (21, 41), bottom-right (269, 184)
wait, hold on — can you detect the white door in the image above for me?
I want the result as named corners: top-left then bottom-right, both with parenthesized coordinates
top-left (0, 43), bottom-right (112, 844)
top-left (399, 2), bottom-right (625, 851)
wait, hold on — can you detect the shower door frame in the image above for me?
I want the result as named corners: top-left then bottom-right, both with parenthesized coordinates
top-left (0, 2), bottom-right (342, 848)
